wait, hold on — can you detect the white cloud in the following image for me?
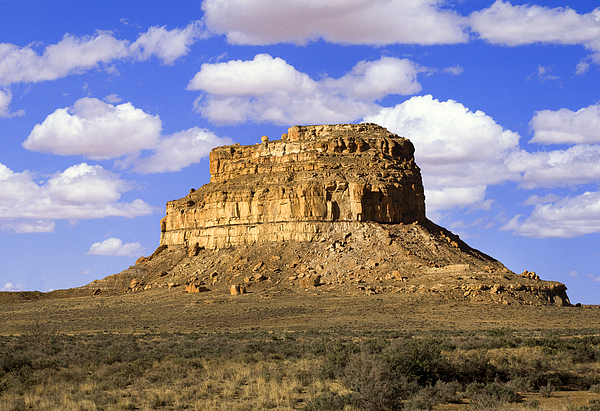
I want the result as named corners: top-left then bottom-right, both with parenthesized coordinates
top-left (23, 97), bottom-right (231, 173)
top-left (0, 220), bottom-right (55, 233)
top-left (530, 104), bottom-right (600, 145)
top-left (0, 89), bottom-right (10, 116)
top-left (505, 145), bottom-right (600, 189)
top-left (129, 21), bottom-right (205, 65)
top-left (523, 194), bottom-right (560, 206)
top-left (0, 88), bottom-right (24, 118)
top-left (1, 283), bottom-right (25, 291)
top-left (87, 237), bottom-right (145, 257)
top-left (127, 127), bottom-right (234, 174)
top-left (470, 1), bottom-right (600, 51)
top-left (188, 54), bottom-right (312, 97)
top-left (0, 22), bottom-right (203, 117)
top-left (103, 94), bottom-right (122, 103)
top-left (202, 0), bottom-right (468, 46)
top-left (441, 65), bottom-right (464, 75)
top-left (0, 22), bottom-right (203, 88)
top-left (0, 32), bottom-right (129, 86)
top-left (528, 65), bottom-right (559, 82)
top-left (0, 162), bottom-right (154, 233)
top-left (325, 57), bottom-right (424, 100)
top-left (23, 97), bottom-right (162, 160)
top-left (364, 95), bottom-right (521, 213)
top-left (188, 54), bottom-right (425, 125)
top-left (576, 58), bottom-right (591, 75)
top-left (502, 191), bottom-right (600, 238)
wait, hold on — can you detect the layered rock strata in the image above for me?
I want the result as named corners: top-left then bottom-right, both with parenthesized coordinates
top-left (84, 123), bottom-right (571, 307)
top-left (160, 124), bottom-right (426, 250)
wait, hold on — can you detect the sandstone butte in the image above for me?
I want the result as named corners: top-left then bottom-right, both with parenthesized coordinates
top-left (84, 124), bottom-right (571, 307)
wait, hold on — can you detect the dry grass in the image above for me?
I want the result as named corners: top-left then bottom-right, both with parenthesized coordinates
top-left (1, 329), bottom-right (599, 410)
top-left (2, 290), bottom-right (600, 410)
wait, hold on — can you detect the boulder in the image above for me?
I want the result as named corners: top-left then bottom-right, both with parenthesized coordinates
top-left (185, 284), bottom-right (210, 293)
top-left (299, 275), bottom-right (321, 288)
top-left (230, 284), bottom-right (247, 295)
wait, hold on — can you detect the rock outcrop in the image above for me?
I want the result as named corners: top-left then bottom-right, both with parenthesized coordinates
top-left (160, 124), bottom-right (425, 250)
top-left (84, 124), bottom-right (571, 307)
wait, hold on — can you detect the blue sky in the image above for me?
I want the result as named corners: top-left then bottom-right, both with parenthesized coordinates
top-left (1, 0), bottom-right (600, 304)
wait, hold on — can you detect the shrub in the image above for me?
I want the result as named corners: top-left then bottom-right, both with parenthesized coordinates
top-left (385, 338), bottom-right (449, 386)
top-left (343, 351), bottom-right (404, 411)
top-left (301, 391), bottom-right (354, 411)
top-left (465, 382), bottom-right (521, 410)
top-left (539, 381), bottom-right (555, 397)
top-left (319, 341), bottom-right (359, 379)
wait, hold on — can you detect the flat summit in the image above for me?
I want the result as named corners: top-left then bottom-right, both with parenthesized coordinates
top-left (85, 124), bottom-right (570, 307)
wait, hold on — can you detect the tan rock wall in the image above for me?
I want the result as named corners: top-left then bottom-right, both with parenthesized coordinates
top-left (160, 124), bottom-right (427, 250)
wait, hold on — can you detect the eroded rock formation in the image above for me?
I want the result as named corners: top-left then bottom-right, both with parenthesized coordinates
top-left (160, 124), bottom-right (425, 250)
top-left (84, 124), bottom-right (571, 307)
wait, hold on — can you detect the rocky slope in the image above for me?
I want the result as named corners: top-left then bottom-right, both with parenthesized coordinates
top-left (83, 124), bottom-right (570, 307)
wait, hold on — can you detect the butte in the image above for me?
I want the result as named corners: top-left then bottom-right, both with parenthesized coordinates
top-left (84, 124), bottom-right (570, 307)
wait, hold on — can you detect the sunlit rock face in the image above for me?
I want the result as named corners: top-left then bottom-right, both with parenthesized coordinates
top-left (160, 123), bottom-right (426, 250)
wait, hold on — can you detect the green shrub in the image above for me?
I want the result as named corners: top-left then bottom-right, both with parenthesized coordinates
top-left (385, 338), bottom-right (449, 386)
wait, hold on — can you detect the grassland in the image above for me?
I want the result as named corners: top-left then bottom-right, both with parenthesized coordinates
top-left (1, 288), bottom-right (600, 410)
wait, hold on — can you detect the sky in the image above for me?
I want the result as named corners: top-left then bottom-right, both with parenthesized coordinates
top-left (1, 0), bottom-right (600, 304)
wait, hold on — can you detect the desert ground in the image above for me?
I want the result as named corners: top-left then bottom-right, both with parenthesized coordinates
top-left (1, 287), bottom-right (599, 335)
top-left (1, 288), bottom-right (600, 410)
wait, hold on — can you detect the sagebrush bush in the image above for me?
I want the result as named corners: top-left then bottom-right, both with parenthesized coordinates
top-left (1, 328), bottom-right (599, 410)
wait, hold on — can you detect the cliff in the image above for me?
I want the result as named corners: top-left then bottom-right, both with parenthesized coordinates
top-left (160, 124), bottom-right (426, 250)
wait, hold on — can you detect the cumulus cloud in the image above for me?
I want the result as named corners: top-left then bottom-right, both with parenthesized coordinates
top-left (129, 21), bottom-right (205, 65)
top-left (502, 191), bottom-right (600, 238)
top-left (0, 162), bottom-right (154, 233)
top-left (365, 97), bottom-right (600, 237)
top-left (23, 98), bottom-right (162, 160)
top-left (188, 54), bottom-right (425, 125)
top-left (0, 21), bottom-right (203, 88)
top-left (0, 32), bottom-right (129, 86)
top-left (87, 237), bottom-right (145, 257)
top-left (0, 88), bottom-right (24, 118)
top-left (530, 104), bottom-right (600, 145)
top-left (22, 97), bottom-right (231, 172)
top-left (506, 145), bottom-right (600, 189)
top-left (470, 1), bottom-right (600, 49)
top-left (0, 22), bottom-right (203, 115)
top-left (202, 0), bottom-right (468, 46)
top-left (364, 95), bottom-right (521, 213)
top-left (128, 127), bottom-right (234, 174)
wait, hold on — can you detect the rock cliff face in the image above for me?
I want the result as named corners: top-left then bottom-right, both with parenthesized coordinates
top-left (84, 123), bottom-right (571, 307)
top-left (160, 124), bottom-right (426, 250)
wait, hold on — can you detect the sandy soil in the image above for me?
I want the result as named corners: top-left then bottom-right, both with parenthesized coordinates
top-left (1, 287), bottom-right (598, 336)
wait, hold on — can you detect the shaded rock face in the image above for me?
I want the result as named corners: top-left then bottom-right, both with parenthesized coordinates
top-left (160, 124), bottom-right (426, 250)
